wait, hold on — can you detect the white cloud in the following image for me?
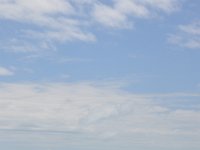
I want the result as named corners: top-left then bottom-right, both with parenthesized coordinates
top-left (92, 0), bottom-right (150, 29)
top-left (0, 0), bottom-right (183, 53)
top-left (168, 21), bottom-right (200, 49)
top-left (0, 0), bottom-right (96, 53)
top-left (0, 67), bottom-right (14, 76)
top-left (92, 0), bottom-right (180, 28)
top-left (0, 82), bottom-right (199, 148)
top-left (179, 21), bottom-right (200, 35)
top-left (92, 4), bottom-right (131, 29)
top-left (0, 0), bottom-right (74, 20)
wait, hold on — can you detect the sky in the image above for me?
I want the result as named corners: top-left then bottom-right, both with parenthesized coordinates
top-left (0, 0), bottom-right (200, 150)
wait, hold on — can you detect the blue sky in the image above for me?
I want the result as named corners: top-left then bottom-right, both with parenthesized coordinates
top-left (0, 0), bottom-right (200, 150)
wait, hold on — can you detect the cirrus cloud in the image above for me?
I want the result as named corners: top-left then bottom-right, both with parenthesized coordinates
top-left (168, 21), bottom-right (200, 49)
top-left (0, 0), bottom-right (183, 52)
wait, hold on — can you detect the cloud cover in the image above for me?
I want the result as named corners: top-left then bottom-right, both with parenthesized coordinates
top-left (0, 82), bottom-right (199, 149)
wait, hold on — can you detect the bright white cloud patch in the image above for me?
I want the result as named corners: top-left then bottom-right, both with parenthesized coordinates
top-left (0, 67), bottom-right (14, 76)
top-left (169, 21), bottom-right (200, 49)
top-left (0, 82), bottom-right (199, 148)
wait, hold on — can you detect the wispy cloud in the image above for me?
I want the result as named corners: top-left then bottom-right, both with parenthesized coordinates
top-left (0, 67), bottom-right (14, 76)
top-left (92, 0), bottom-right (181, 28)
top-left (0, 0), bottom-right (96, 53)
top-left (0, 0), bottom-right (183, 53)
top-left (168, 20), bottom-right (200, 49)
